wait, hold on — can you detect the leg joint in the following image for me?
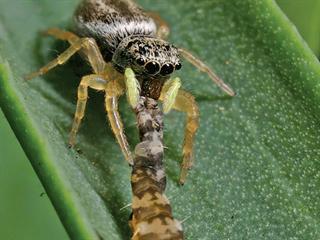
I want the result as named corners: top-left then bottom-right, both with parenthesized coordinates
top-left (82, 37), bottom-right (97, 47)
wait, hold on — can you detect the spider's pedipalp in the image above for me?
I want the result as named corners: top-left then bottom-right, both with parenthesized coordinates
top-left (160, 77), bottom-right (181, 114)
top-left (124, 68), bottom-right (141, 108)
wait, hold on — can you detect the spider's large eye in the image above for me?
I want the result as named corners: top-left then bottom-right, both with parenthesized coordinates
top-left (136, 58), bottom-right (145, 66)
top-left (145, 61), bottom-right (160, 75)
top-left (160, 63), bottom-right (174, 75)
top-left (175, 62), bottom-right (182, 70)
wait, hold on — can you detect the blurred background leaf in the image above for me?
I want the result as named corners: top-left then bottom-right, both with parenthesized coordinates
top-left (0, 110), bottom-right (68, 240)
top-left (1, 0), bottom-right (320, 240)
top-left (277, 0), bottom-right (320, 55)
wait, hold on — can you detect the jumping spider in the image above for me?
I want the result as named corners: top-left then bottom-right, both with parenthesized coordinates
top-left (26, 0), bottom-right (235, 184)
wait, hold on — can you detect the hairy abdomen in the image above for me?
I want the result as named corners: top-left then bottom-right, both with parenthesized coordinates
top-left (73, 0), bottom-right (157, 59)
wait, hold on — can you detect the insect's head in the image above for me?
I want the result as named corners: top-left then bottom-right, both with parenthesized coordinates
top-left (113, 36), bottom-right (182, 78)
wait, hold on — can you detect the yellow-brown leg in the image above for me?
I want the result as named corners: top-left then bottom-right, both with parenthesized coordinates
top-left (105, 80), bottom-right (133, 165)
top-left (25, 33), bottom-right (105, 79)
top-left (69, 75), bottom-right (133, 165)
top-left (25, 38), bottom-right (84, 80)
top-left (178, 48), bottom-right (236, 96)
top-left (43, 28), bottom-right (106, 74)
top-left (160, 89), bottom-right (199, 185)
top-left (69, 74), bottom-right (108, 147)
top-left (26, 28), bottom-right (133, 163)
top-left (147, 11), bottom-right (170, 40)
top-left (43, 28), bottom-right (79, 44)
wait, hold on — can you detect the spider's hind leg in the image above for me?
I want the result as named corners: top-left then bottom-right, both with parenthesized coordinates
top-left (147, 11), bottom-right (170, 40)
top-left (25, 28), bottom-right (106, 79)
top-left (25, 38), bottom-right (85, 80)
top-left (42, 28), bottom-right (80, 44)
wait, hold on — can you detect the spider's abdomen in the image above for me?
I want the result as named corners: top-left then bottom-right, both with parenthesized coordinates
top-left (74, 0), bottom-right (157, 59)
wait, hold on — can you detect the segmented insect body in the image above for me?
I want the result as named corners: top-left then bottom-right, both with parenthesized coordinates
top-left (131, 96), bottom-right (183, 240)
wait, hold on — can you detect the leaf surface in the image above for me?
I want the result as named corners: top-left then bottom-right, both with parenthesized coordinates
top-left (0, 0), bottom-right (320, 239)
top-left (277, 0), bottom-right (320, 55)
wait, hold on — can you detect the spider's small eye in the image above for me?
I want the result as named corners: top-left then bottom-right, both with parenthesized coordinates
top-left (160, 63), bottom-right (174, 75)
top-left (136, 58), bottom-right (145, 65)
top-left (145, 61), bottom-right (160, 75)
top-left (175, 63), bottom-right (182, 70)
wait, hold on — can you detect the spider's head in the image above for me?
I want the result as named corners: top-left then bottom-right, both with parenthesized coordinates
top-left (113, 36), bottom-right (182, 78)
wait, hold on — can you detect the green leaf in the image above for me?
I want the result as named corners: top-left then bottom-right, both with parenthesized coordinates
top-left (1, 0), bottom-right (320, 239)
top-left (276, 0), bottom-right (320, 55)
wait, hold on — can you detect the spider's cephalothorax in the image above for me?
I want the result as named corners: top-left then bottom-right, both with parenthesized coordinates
top-left (113, 36), bottom-right (182, 99)
top-left (74, 0), bottom-right (183, 99)
top-left (113, 36), bottom-right (182, 78)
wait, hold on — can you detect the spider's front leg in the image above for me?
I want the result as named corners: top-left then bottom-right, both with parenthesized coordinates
top-left (105, 77), bottom-right (134, 165)
top-left (70, 73), bottom-right (134, 165)
top-left (69, 74), bottom-right (107, 147)
top-left (160, 82), bottom-right (199, 185)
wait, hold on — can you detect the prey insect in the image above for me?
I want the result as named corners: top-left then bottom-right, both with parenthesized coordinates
top-left (26, 0), bottom-right (235, 183)
top-left (130, 96), bottom-right (184, 240)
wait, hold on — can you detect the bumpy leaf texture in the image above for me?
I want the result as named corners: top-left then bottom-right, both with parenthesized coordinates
top-left (0, 0), bottom-right (320, 239)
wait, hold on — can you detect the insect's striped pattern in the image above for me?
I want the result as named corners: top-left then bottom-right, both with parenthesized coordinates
top-left (130, 96), bottom-right (183, 240)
